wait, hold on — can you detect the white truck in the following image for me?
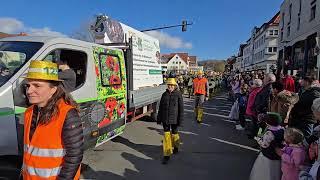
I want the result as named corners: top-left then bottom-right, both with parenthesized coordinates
top-left (0, 15), bottom-right (166, 177)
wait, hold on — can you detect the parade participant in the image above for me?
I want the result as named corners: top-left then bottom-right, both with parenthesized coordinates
top-left (157, 78), bottom-right (184, 164)
top-left (187, 75), bottom-right (194, 98)
top-left (22, 61), bottom-right (83, 179)
top-left (57, 58), bottom-right (77, 92)
top-left (250, 112), bottom-right (284, 180)
top-left (276, 128), bottom-right (305, 180)
top-left (192, 70), bottom-right (209, 123)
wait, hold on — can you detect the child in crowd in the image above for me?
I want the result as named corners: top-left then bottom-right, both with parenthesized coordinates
top-left (250, 112), bottom-right (284, 180)
top-left (276, 128), bottom-right (305, 180)
top-left (235, 83), bottom-right (249, 130)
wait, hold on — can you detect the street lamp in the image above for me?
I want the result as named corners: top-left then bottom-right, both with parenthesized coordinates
top-left (141, 21), bottom-right (193, 32)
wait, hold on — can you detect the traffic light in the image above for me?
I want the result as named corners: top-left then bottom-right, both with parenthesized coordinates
top-left (182, 20), bottom-right (187, 32)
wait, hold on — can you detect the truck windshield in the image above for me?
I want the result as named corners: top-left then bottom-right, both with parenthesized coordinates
top-left (0, 41), bottom-right (43, 87)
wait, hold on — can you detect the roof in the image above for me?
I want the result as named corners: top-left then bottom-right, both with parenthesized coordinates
top-left (188, 56), bottom-right (197, 65)
top-left (161, 53), bottom-right (198, 65)
top-left (175, 53), bottom-right (189, 63)
top-left (0, 36), bottom-right (121, 51)
top-left (0, 36), bottom-right (98, 47)
top-left (268, 12), bottom-right (280, 26)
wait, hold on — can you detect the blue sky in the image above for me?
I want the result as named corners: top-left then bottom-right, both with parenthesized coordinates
top-left (0, 0), bottom-right (282, 60)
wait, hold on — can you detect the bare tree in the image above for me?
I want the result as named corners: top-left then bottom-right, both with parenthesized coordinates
top-left (70, 19), bottom-right (95, 42)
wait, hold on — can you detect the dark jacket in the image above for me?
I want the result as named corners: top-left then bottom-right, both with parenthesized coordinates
top-left (290, 87), bottom-right (320, 125)
top-left (157, 89), bottom-right (184, 125)
top-left (59, 69), bottom-right (77, 92)
top-left (30, 106), bottom-right (83, 179)
top-left (254, 83), bottom-right (272, 114)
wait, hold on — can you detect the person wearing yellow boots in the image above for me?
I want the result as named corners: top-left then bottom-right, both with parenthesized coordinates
top-left (192, 70), bottom-right (209, 123)
top-left (157, 78), bottom-right (184, 164)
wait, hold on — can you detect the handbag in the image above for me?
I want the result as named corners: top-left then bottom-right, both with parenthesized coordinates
top-left (229, 100), bottom-right (239, 120)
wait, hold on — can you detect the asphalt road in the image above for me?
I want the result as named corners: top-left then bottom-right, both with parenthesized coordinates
top-left (81, 93), bottom-right (259, 180)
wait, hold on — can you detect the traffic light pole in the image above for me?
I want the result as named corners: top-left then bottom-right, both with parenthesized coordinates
top-left (141, 21), bottom-right (193, 32)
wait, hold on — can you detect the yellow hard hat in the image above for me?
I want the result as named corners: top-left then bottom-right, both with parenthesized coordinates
top-left (197, 70), bottom-right (204, 75)
top-left (22, 60), bottom-right (62, 81)
top-left (166, 78), bottom-right (177, 85)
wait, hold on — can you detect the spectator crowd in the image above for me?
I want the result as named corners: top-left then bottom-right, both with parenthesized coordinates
top-left (227, 71), bottom-right (320, 180)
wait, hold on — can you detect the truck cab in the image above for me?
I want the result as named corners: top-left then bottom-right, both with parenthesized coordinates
top-left (0, 36), bottom-right (129, 158)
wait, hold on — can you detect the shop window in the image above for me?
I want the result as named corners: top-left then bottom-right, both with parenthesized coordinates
top-left (99, 54), bottom-right (122, 87)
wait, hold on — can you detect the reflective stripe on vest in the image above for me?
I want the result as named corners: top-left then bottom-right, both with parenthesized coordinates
top-left (23, 164), bottom-right (61, 178)
top-left (24, 144), bottom-right (66, 157)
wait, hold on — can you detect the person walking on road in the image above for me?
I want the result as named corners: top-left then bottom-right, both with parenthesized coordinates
top-left (22, 61), bottom-right (83, 179)
top-left (192, 70), bottom-right (209, 123)
top-left (157, 78), bottom-right (184, 164)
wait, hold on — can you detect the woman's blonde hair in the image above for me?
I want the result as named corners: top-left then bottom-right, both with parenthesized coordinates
top-left (284, 128), bottom-right (304, 144)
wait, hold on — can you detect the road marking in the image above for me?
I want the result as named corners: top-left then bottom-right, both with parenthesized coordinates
top-left (212, 97), bottom-right (229, 101)
top-left (184, 104), bottom-right (230, 113)
top-left (178, 130), bottom-right (199, 136)
top-left (184, 109), bottom-right (235, 123)
top-left (209, 137), bottom-right (260, 152)
top-left (200, 123), bottom-right (211, 127)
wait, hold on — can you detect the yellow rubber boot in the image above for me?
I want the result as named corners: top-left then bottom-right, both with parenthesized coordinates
top-left (171, 133), bottom-right (180, 154)
top-left (197, 108), bottom-right (203, 123)
top-left (163, 132), bottom-right (173, 156)
top-left (194, 107), bottom-right (198, 120)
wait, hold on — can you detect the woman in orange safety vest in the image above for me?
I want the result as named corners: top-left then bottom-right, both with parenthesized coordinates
top-left (22, 60), bottom-right (83, 180)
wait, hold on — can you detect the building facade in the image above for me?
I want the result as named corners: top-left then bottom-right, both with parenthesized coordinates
top-left (243, 38), bottom-right (254, 71)
top-left (167, 54), bottom-right (188, 73)
top-left (278, 0), bottom-right (320, 78)
top-left (240, 13), bottom-right (280, 73)
top-left (161, 53), bottom-right (199, 74)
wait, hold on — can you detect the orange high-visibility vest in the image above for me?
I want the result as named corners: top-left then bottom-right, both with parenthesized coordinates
top-left (23, 100), bottom-right (81, 180)
top-left (193, 77), bottom-right (208, 95)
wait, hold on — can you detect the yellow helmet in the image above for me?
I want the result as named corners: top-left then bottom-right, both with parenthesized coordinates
top-left (197, 70), bottom-right (204, 75)
top-left (166, 78), bottom-right (177, 85)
